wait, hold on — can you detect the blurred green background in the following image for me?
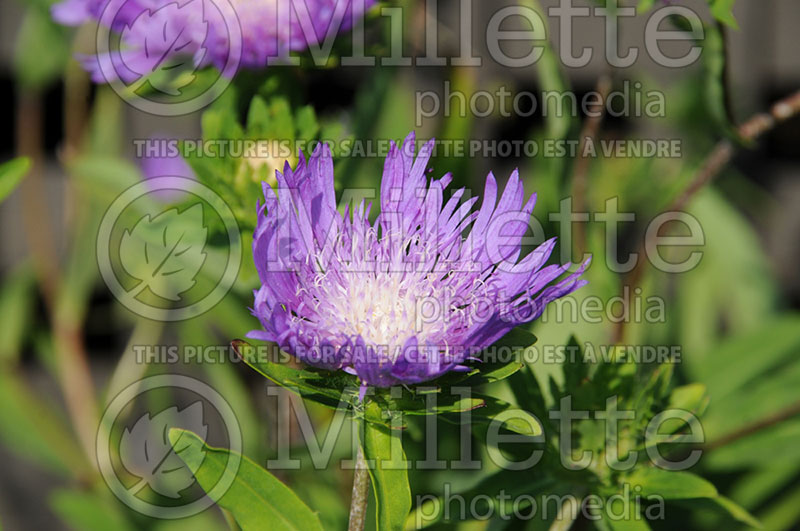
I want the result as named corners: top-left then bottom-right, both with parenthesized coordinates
top-left (0, 0), bottom-right (799, 530)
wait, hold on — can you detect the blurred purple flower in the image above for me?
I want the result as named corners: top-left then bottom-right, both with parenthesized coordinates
top-left (51, 0), bottom-right (376, 83)
top-left (139, 135), bottom-right (196, 201)
top-left (248, 133), bottom-right (589, 391)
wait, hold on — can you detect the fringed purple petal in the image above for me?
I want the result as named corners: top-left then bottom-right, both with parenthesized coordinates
top-left (250, 134), bottom-right (590, 387)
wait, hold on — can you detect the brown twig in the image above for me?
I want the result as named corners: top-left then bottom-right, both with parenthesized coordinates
top-left (53, 315), bottom-right (99, 461)
top-left (612, 89), bottom-right (800, 344)
top-left (17, 92), bottom-right (59, 306)
top-left (17, 81), bottom-right (98, 464)
top-left (704, 400), bottom-right (800, 452)
top-left (62, 58), bottom-right (90, 228)
top-left (572, 75), bottom-right (612, 256)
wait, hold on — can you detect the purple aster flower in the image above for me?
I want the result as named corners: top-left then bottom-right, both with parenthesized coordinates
top-left (51, 0), bottom-right (376, 83)
top-left (248, 133), bottom-right (589, 391)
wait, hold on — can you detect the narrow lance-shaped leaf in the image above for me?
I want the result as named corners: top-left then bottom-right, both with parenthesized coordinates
top-left (668, 383), bottom-right (709, 416)
top-left (518, 0), bottom-right (577, 213)
top-left (712, 496), bottom-right (762, 529)
top-left (464, 394), bottom-right (543, 436)
top-left (508, 365), bottom-right (552, 437)
top-left (361, 420), bottom-right (412, 531)
top-left (0, 266), bottom-right (36, 365)
top-left (562, 335), bottom-right (589, 392)
top-left (0, 157), bottom-right (30, 203)
top-left (522, 0), bottom-right (572, 141)
top-left (626, 467), bottom-right (718, 499)
top-left (231, 339), bottom-right (371, 413)
top-left (169, 428), bottom-right (324, 531)
top-left (702, 22), bottom-right (743, 143)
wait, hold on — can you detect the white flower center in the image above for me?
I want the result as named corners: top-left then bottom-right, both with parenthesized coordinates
top-left (311, 272), bottom-right (431, 353)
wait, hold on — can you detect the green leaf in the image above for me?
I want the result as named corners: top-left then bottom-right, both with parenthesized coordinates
top-left (467, 396), bottom-right (544, 436)
top-left (235, 326), bottom-right (541, 435)
top-left (702, 23), bottom-right (741, 142)
top-left (712, 495), bottom-right (761, 528)
top-left (508, 375), bottom-right (552, 441)
top-left (81, 87), bottom-right (124, 156)
top-left (169, 428), bottom-right (324, 531)
top-left (295, 106), bottom-right (320, 140)
top-left (597, 515), bottom-right (651, 531)
top-left (231, 339), bottom-right (359, 408)
top-left (13, 7), bottom-right (69, 88)
top-left (495, 327), bottom-right (538, 351)
top-left (361, 421), bottom-right (411, 531)
top-left (758, 482), bottom-right (800, 530)
top-left (179, 317), bottom-right (262, 462)
top-left (672, 495), bottom-right (762, 529)
top-left (153, 512), bottom-right (228, 531)
top-left (633, 363), bottom-right (673, 410)
top-left (246, 96), bottom-right (273, 136)
top-left (636, 0), bottom-right (656, 14)
top-left (677, 190), bottom-right (778, 361)
top-left (521, 0), bottom-right (576, 202)
top-left (430, 327), bottom-right (536, 388)
top-left (728, 459), bottom-right (800, 513)
top-left (704, 409), bottom-right (800, 470)
top-left (709, 0), bottom-right (739, 29)
top-left (50, 490), bottom-right (136, 531)
top-left (233, 340), bottom-right (485, 427)
top-left (406, 475), bottom-right (562, 529)
top-left (593, 496), bottom-right (651, 531)
top-left (0, 157), bottom-right (30, 203)
top-left (461, 360), bottom-right (524, 386)
top-left (383, 390), bottom-right (485, 417)
top-left (71, 155), bottom-right (142, 200)
top-left (418, 360), bottom-right (519, 390)
top-left (668, 383), bottom-right (709, 415)
top-left (523, 0), bottom-right (571, 141)
top-left (691, 314), bottom-right (800, 401)
top-left (626, 468), bottom-right (717, 499)
top-left (0, 265), bottom-right (36, 365)
top-left (562, 335), bottom-right (589, 392)
top-left (0, 371), bottom-right (88, 477)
